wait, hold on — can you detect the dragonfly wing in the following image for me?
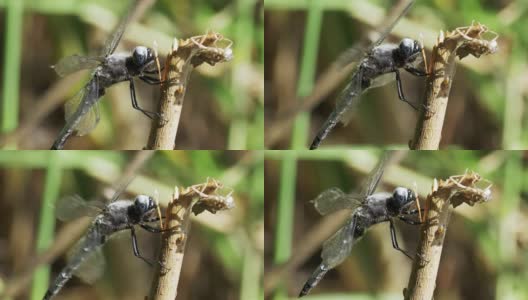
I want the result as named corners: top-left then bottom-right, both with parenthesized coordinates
top-left (312, 187), bottom-right (362, 215)
top-left (359, 151), bottom-right (394, 197)
top-left (100, 0), bottom-right (139, 56)
top-left (369, 72), bottom-right (396, 89)
top-left (56, 195), bottom-right (104, 221)
top-left (68, 239), bottom-right (105, 284)
top-left (333, 46), bottom-right (364, 69)
top-left (320, 217), bottom-right (358, 269)
top-left (335, 67), bottom-right (366, 126)
top-left (52, 55), bottom-right (104, 77)
top-left (366, 0), bottom-right (416, 52)
top-left (64, 78), bottom-right (101, 136)
top-left (309, 69), bottom-right (365, 149)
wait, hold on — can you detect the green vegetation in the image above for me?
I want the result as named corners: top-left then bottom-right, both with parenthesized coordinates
top-left (265, 149), bottom-right (527, 300)
top-left (0, 0), bottom-right (263, 149)
top-left (0, 150), bottom-right (263, 300)
top-left (264, 0), bottom-right (527, 149)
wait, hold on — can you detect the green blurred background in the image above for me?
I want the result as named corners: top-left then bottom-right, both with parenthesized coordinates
top-left (264, 149), bottom-right (528, 300)
top-left (0, 150), bottom-right (264, 300)
top-left (0, 0), bottom-right (263, 149)
top-left (264, 0), bottom-right (527, 150)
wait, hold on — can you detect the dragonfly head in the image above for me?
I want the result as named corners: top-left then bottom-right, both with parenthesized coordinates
top-left (387, 187), bottom-right (416, 215)
top-left (132, 46), bottom-right (155, 68)
top-left (398, 38), bottom-right (422, 62)
top-left (134, 194), bottom-right (157, 215)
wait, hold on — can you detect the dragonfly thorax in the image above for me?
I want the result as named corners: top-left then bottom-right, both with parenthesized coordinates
top-left (97, 53), bottom-right (130, 87)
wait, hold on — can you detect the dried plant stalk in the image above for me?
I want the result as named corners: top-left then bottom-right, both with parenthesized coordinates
top-left (150, 179), bottom-right (234, 300)
top-left (147, 32), bottom-right (233, 149)
top-left (411, 22), bottom-right (498, 149)
top-left (405, 171), bottom-right (492, 300)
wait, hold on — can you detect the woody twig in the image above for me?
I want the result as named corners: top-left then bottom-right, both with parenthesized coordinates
top-left (149, 178), bottom-right (234, 300)
top-left (405, 171), bottom-right (492, 300)
top-left (411, 22), bottom-right (498, 149)
top-left (147, 32), bottom-right (233, 149)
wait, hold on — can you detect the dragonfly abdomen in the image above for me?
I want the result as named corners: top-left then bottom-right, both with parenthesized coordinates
top-left (298, 264), bottom-right (329, 298)
top-left (43, 236), bottom-right (103, 300)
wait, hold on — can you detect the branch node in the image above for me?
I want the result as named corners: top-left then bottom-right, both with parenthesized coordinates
top-left (405, 171), bottom-right (492, 300)
top-left (149, 178), bottom-right (235, 300)
top-left (147, 32), bottom-right (233, 149)
top-left (411, 22), bottom-right (498, 150)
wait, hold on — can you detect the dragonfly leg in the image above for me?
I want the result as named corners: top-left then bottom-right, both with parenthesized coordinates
top-left (130, 226), bottom-right (164, 268)
top-left (139, 75), bottom-right (162, 85)
top-left (140, 223), bottom-right (181, 233)
top-left (394, 70), bottom-right (419, 111)
top-left (389, 219), bottom-right (413, 259)
top-left (143, 215), bottom-right (166, 222)
top-left (399, 216), bottom-right (422, 225)
top-left (405, 66), bottom-right (427, 77)
top-left (129, 79), bottom-right (160, 119)
top-left (402, 208), bottom-right (424, 216)
top-left (144, 65), bottom-right (164, 74)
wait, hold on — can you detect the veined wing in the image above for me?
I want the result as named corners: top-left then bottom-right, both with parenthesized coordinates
top-left (309, 69), bottom-right (364, 149)
top-left (67, 238), bottom-right (106, 284)
top-left (64, 78), bottom-right (101, 136)
top-left (100, 0), bottom-right (140, 56)
top-left (359, 151), bottom-right (393, 197)
top-left (369, 72), bottom-right (396, 89)
top-left (105, 152), bottom-right (153, 204)
top-left (320, 216), bottom-right (358, 269)
top-left (311, 187), bottom-right (362, 215)
top-left (52, 55), bottom-right (104, 77)
top-left (333, 46), bottom-right (365, 70)
top-left (366, 0), bottom-right (415, 53)
top-left (107, 171), bottom-right (138, 203)
top-left (56, 195), bottom-right (104, 221)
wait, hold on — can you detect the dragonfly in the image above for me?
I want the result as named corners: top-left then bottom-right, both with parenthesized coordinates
top-left (50, 0), bottom-right (161, 150)
top-left (42, 177), bottom-right (167, 300)
top-left (309, 0), bottom-right (426, 149)
top-left (299, 152), bottom-right (422, 297)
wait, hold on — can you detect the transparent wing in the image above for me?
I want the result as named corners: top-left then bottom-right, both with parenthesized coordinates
top-left (100, 0), bottom-right (139, 56)
top-left (64, 78), bottom-right (101, 136)
top-left (56, 195), bottom-right (104, 221)
top-left (52, 55), bottom-right (104, 77)
top-left (334, 66), bottom-right (367, 126)
top-left (333, 46), bottom-right (364, 69)
top-left (359, 151), bottom-right (394, 197)
top-left (366, 0), bottom-right (416, 52)
top-left (310, 68), bottom-right (365, 149)
top-left (311, 187), bottom-right (362, 215)
top-left (369, 72), bottom-right (396, 89)
top-left (321, 217), bottom-right (358, 269)
top-left (67, 239), bottom-right (105, 284)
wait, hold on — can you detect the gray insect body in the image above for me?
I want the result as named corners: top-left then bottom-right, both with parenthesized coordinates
top-left (309, 0), bottom-right (426, 150)
top-left (299, 154), bottom-right (420, 297)
top-left (43, 195), bottom-right (160, 300)
top-left (96, 47), bottom-right (154, 88)
top-left (50, 0), bottom-right (161, 150)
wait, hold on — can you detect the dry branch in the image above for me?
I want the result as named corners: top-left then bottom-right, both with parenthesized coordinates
top-left (404, 171), bottom-right (492, 300)
top-left (149, 179), bottom-right (234, 300)
top-left (147, 32), bottom-right (233, 149)
top-left (411, 22), bottom-right (498, 149)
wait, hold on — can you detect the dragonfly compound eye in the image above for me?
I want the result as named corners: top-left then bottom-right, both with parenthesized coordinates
top-left (399, 38), bottom-right (417, 59)
top-left (134, 195), bottom-right (152, 212)
top-left (132, 46), bottom-right (150, 66)
top-left (388, 187), bottom-right (415, 212)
